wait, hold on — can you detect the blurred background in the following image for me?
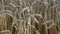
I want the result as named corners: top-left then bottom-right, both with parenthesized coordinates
top-left (0, 0), bottom-right (60, 34)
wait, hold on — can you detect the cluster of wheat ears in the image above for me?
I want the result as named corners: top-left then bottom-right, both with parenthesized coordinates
top-left (0, 0), bottom-right (60, 34)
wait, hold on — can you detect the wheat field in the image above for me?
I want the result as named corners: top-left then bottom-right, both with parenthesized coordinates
top-left (0, 0), bottom-right (60, 34)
